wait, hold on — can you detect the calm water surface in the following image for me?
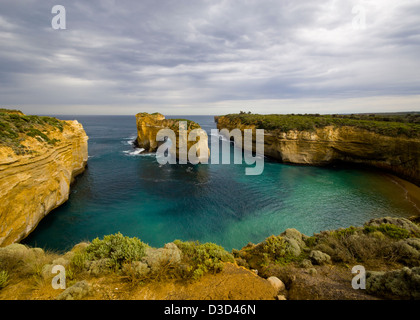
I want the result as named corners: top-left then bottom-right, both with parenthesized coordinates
top-left (23, 115), bottom-right (419, 251)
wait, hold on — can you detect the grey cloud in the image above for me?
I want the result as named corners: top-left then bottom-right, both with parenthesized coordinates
top-left (0, 0), bottom-right (419, 114)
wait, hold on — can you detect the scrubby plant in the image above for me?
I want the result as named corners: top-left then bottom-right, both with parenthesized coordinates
top-left (173, 240), bottom-right (234, 280)
top-left (311, 228), bottom-right (410, 266)
top-left (84, 233), bottom-right (148, 270)
top-left (0, 270), bottom-right (9, 289)
top-left (363, 224), bottom-right (411, 240)
top-left (331, 226), bottom-right (358, 239)
top-left (0, 111), bottom-right (65, 154)
top-left (262, 236), bottom-right (287, 258)
top-left (222, 113), bottom-right (420, 138)
top-left (263, 236), bottom-right (305, 265)
top-left (236, 235), bottom-right (305, 270)
top-left (305, 236), bottom-right (318, 248)
top-left (68, 249), bottom-right (90, 277)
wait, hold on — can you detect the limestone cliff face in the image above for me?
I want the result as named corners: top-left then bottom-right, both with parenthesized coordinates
top-left (135, 113), bottom-right (209, 162)
top-left (216, 116), bottom-right (420, 186)
top-left (0, 119), bottom-right (88, 246)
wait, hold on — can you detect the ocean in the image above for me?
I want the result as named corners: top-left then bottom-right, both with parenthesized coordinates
top-left (22, 115), bottom-right (419, 252)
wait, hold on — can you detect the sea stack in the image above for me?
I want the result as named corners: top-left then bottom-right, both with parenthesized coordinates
top-left (0, 110), bottom-right (88, 246)
top-left (135, 112), bottom-right (209, 162)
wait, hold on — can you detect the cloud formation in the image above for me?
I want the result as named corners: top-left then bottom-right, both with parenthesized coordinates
top-left (0, 0), bottom-right (419, 115)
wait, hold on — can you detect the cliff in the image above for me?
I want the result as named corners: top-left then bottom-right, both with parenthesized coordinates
top-left (0, 111), bottom-right (88, 246)
top-left (216, 114), bottom-right (420, 186)
top-left (135, 112), bottom-right (209, 162)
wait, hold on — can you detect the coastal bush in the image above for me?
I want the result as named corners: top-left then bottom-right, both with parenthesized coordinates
top-left (173, 240), bottom-right (234, 280)
top-left (0, 110), bottom-right (66, 153)
top-left (69, 250), bottom-right (89, 276)
top-left (331, 226), bottom-right (358, 239)
top-left (0, 270), bottom-right (9, 289)
top-left (26, 128), bottom-right (52, 143)
top-left (222, 113), bottom-right (420, 138)
top-left (305, 236), bottom-right (318, 248)
top-left (262, 235), bottom-right (302, 264)
top-left (237, 235), bottom-right (305, 270)
top-left (366, 267), bottom-right (420, 299)
top-left (84, 233), bottom-right (148, 270)
top-left (298, 220), bottom-right (420, 268)
top-left (363, 224), bottom-right (411, 240)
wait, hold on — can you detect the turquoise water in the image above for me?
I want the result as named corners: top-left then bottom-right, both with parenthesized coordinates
top-left (22, 115), bottom-right (419, 252)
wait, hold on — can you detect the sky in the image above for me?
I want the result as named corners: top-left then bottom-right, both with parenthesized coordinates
top-left (0, 0), bottom-right (419, 115)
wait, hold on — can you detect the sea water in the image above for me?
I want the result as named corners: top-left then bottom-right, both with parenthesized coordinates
top-left (22, 115), bottom-right (419, 252)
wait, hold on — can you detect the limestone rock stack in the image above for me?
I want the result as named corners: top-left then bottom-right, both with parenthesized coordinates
top-left (135, 112), bottom-right (209, 162)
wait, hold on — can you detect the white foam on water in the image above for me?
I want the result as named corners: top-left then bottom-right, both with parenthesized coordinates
top-left (123, 135), bottom-right (137, 140)
top-left (123, 148), bottom-right (146, 156)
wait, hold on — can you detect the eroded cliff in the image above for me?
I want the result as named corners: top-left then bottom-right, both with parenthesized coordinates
top-left (135, 112), bottom-right (209, 162)
top-left (216, 115), bottom-right (420, 186)
top-left (0, 111), bottom-right (88, 246)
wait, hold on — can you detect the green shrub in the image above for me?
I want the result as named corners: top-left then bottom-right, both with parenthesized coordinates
top-left (85, 233), bottom-right (148, 270)
top-left (262, 235), bottom-right (304, 265)
top-left (237, 235), bottom-right (303, 269)
top-left (221, 113), bottom-right (420, 138)
top-left (0, 111), bottom-right (66, 153)
top-left (26, 128), bottom-right (51, 143)
top-left (174, 240), bottom-right (234, 280)
top-left (364, 224), bottom-right (410, 240)
top-left (0, 270), bottom-right (9, 289)
top-left (314, 233), bottom-right (395, 264)
top-left (69, 250), bottom-right (89, 276)
top-left (262, 236), bottom-right (288, 261)
top-left (305, 236), bottom-right (318, 247)
top-left (331, 226), bottom-right (358, 239)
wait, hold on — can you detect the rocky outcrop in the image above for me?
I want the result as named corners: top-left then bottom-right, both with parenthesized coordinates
top-left (56, 280), bottom-right (91, 300)
top-left (309, 250), bottom-right (332, 265)
top-left (216, 116), bottom-right (420, 186)
top-left (135, 112), bottom-right (209, 162)
top-left (0, 116), bottom-right (88, 246)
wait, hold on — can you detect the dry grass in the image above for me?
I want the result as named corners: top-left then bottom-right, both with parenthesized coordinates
top-left (0, 245), bottom-right (60, 290)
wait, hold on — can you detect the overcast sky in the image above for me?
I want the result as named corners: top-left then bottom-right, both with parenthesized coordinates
top-left (0, 0), bottom-right (419, 115)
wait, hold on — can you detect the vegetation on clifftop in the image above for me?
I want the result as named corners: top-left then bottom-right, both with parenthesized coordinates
top-left (220, 112), bottom-right (420, 138)
top-left (0, 109), bottom-right (65, 155)
top-left (0, 217), bottom-right (419, 299)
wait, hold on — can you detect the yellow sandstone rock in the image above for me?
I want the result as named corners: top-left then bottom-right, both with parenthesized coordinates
top-left (135, 112), bottom-right (209, 162)
top-left (0, 114), bottom-right (88, 246)
top-left (216, 115), bottom-right (420, 186)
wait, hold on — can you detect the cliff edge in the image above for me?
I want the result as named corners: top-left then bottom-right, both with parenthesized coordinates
top-left (216, 113), bottom-right (420, 186)
top-left (0, 110), bottom-right (88, 246)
